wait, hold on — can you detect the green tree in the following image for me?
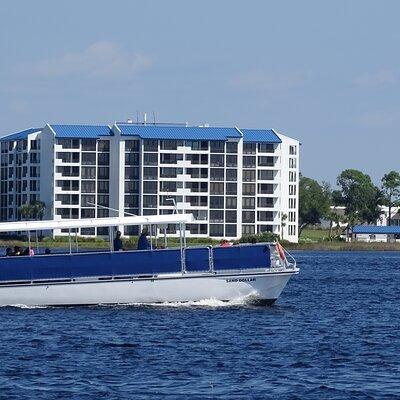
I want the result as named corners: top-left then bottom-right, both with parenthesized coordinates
top-left (31, 200), bottom-right (46, 220)
top-left (381, 171), bottom-right (400, 226)
top-left (19, 204), bottom-right (33, 220)
top-left (337, 169), bottom-right (382, 227)
top-left (299, 176), bottom-right (330, 236)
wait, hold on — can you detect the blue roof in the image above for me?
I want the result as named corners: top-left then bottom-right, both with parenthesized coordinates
top-left (0, 128), bottom-right (41, 142)
top-left (353, 225), bottom-right (400, 234)
top-left (49, 124), bottom-right (113, 139)
top-left (116, 124), bottom-right (242, 141)
top-left (241, 129), bottom-right (281, 143)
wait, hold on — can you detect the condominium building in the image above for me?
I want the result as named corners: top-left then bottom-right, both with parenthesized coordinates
top-left (0, 122), bottom-right (300, 242)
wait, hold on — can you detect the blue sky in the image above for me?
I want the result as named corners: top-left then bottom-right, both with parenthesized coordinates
top-left (1, 0), bottom-right (399, 184)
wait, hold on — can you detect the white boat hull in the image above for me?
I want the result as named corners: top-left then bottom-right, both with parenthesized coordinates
top-left (0, 270), bottom-right (297, 307)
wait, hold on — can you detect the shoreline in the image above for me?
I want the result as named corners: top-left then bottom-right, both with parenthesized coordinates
top-left (1, 240), bottom-right (399, 252)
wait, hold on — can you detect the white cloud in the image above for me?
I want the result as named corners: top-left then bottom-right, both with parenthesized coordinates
top-left (352, 70), bottom-right (397, 87)
top-left (230, 71), bottom-right (308, 92)
top-left (29, 41), bottom-right (152, 79)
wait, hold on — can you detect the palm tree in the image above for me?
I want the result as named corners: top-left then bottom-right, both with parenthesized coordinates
top-left (31, 201), bottom-right (46, 220)
top-left (19, 204), bottom-right (33, 221)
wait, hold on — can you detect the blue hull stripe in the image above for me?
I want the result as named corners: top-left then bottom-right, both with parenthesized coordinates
top-left (0, 245), bottom-right (271, 283)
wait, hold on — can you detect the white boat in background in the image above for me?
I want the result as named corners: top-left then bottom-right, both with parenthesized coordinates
top-left (0, 214), bottom-right (299, 307)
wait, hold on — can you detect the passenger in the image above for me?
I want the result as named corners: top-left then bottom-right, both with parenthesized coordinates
top-left (113, 231), bottom-right (124, 251)
top-left (220, 239), bottom-right (231, 247)
top-left (5, 247), bottom-right (12, 256)
top-left (44, 248), bottom-right (51, 255)
top-left (13, 246), bottom-right (22, 256)
top-left (21, 247), bottom-right (30, 256)
top-left (137, 229), bottom-right (150, 250)
top-left (29, 248), bottom-right (35, 256)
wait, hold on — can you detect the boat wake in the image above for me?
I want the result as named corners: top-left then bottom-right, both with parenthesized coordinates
top-left (1, 293), bottom-right (269, 309)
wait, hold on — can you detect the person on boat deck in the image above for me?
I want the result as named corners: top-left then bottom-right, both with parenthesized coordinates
top-left (13, 246), bottom-right (22, 256)
top-left (137, 229), bottom-right (150, 250)
top-left (5, 247), bottom-right (12, 256)
top-left (113, 231), bottom-right (124, 252)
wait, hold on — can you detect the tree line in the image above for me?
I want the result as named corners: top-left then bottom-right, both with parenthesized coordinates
top-left (299, 169), bottom-right (400, 237)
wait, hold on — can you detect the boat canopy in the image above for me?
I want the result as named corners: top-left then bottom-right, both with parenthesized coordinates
top-left (0, 214), bottom-right (194, 233)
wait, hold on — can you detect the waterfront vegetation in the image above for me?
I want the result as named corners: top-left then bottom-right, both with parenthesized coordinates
top-left (2, 228), bottom-right (400, 252)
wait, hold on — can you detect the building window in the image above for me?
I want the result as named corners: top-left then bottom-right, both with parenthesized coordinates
top-left (210, 196), bottom-right (224, 209)
top-left (210, 168), bottom-right (224, 181)
top-left (81, 195), bottom-right (95, 207)
top-left (143, 167), bottom-right (158, 180)
top-left (243, 197), bottom-right (255, 209)
top-left (143, 181), bottom-right (158, 194)
top-left (243, 170), bottom-right (256, 182)
top-left (81, 208), bottom-right (96, 219)
top-left (98, 153), bottom-right (109, 165)
top-left (97, 167), bottom-right (109, 179)
top-left (210, 210), bottom-right (224, 223)
top-left (209, 224), bottom-right (224, 237)
top-left (97, 181), bottom-right (109, 193)
top-left (226, 155), bottom-right (237, 167)
top-left (143, 195), bottom-right (157, 208)
top-left (258, 156), bottom-right (274, 167)
top-left (125, 195), bottom-right (139, 208)
top-left (289, 145), bottom-right (297, 155)
top-left (126, 153), bottom-right (140, 165)
top-left (258, 211), bottom-right (273, 222)
top-left (225, 225), bottom-right (237, 237)
top-left (142, 153), bottom-right (157, 166)
top-left (82, 153), bottom-right (96, 165)
top-left (81, 167), bottom-right (95, 179)
top-left (226, 197), bottom-right (237, 209)
top-left (243, 143), bottom-right (256, 154)
top-left (258, 170), bottom-right (275, 180)
top-left (125, 140), bottom-right (139, 152)
top-left (226, 183), bottom-right (237, 195)
top-left (226, 169), bottom-right (237, 182)
top-left (289, 158), bottom-right (297, 168)
top-left (210, 141), bottom-right (224, 153)
top-left (160, 167), bottom-right (182, 178)
top-left (160, 153), bottom-right (183, 164)
top-left (243, 183), bottom-right (255, 195)
top-left (160, 181), bottom-right (178, 192)
top-left (258, 197), bottom-right (274, 208)
top-left (160, 140), bottom-right (182, 150)
top-left (225, 210), bottom-right (237, 223)
top-left (289, 185), bottom-right (297, 195)
top-left (243, 156), bottom-right (256, 168)
top-left (82, 139), bottom-right (96, 151)
top-left (210, 182), bottom-right (224, 195)
top-left (144, 140), bottom-right (158, 152)
top-left (186, 141), bottom-right (208, 151)
top-left (81, 181), bottom-right (96, 193)
top-left (258, 143), bottom-right (275, 153)
top-left (98, 140), bottom-right (110, 152)
top-left (242, 211), bottom-right (255, 223)
top-left (125, 181), bottom-right (139, 193)
top-left (258, 184), bottom-right (273, 195)
top-left (242, 225), bottom-right (255, 235)
top-left (210, 154), bottom-right (224, 167)
top-left (125, 167), bottom-right (139, 180)
top-left (97, 195), bottom-right (109, 206)
top-left (226, 142), bottom-right (238, 154)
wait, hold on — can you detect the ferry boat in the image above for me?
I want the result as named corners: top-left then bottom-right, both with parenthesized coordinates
top-left (0, 215), bottom-right (299, 306)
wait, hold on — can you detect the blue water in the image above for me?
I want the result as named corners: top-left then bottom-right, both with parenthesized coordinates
top-left (0, 251), bottom-right (399, 399)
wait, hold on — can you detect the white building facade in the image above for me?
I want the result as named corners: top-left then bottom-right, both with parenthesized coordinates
top-left (0, 122), bottom-right (300, 242)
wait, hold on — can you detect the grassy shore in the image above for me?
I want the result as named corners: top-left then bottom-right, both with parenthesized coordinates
top-left (0, 229), bottom-right (398, 252)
